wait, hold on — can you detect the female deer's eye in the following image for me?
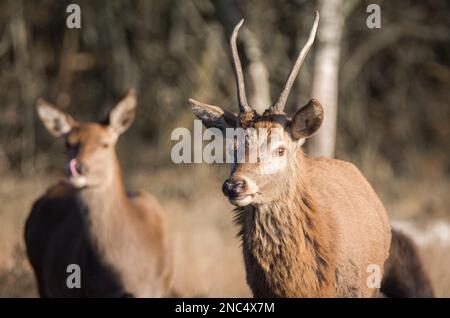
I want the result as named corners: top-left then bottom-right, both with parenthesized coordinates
top-left (276, 146), bottom-right (285, 157)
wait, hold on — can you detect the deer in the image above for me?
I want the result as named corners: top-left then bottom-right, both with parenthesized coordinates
top-left (24, 90), bottom-right (173, 297)
top-left (381, 229), bottom-right (434, 297)
top-left (189, 12), bottom-right (434, 297)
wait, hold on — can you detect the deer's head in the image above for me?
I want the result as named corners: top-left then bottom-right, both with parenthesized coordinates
top-left (190, 12), bottom-right (323, 207)
top-left (37, 90), bottom-right (137, 189)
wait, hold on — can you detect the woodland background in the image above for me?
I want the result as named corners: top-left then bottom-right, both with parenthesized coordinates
top-left (0, 0), bottom-right (449, 297)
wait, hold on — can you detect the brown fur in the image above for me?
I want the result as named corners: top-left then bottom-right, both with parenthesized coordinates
top-left (233, 148), bottom-right (391, 297)
top-left (235, 176), bottom-right (336, 297)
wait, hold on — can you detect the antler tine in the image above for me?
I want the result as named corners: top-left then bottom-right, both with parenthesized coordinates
top-left (271, 11), bottom-right (319, 112)
top-left (230, 19), bottom-right (252, 114)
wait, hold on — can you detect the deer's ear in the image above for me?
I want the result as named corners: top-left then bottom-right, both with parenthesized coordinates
top-left (189, 99), bottom-right (238, 132)
top-left (108, 89), bottom-right (137, 137)
top-left (36, 99), bottom-right (74, 137)
top-left (290, 99), bottom-right (323, 140)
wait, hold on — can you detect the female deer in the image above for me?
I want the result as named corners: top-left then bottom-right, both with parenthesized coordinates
top-left (25, 90), bottom-right (172, 297)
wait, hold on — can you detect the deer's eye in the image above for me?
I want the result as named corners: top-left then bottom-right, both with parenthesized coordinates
top-left (276, 146), bottom-right (285, 157)
top-left (101, 142), bottom-right (109, 149)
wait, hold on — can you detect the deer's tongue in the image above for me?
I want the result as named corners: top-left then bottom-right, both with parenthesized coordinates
top-left (68, 158), bottom-right (81, 178)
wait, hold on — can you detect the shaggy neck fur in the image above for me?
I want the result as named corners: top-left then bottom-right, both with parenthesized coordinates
top-left (235, 153), bottom-right (336, 297)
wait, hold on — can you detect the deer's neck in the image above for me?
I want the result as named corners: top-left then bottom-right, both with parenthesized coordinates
top-left (75, 155), bottom-right (132, 261)
top-left (236, 157), bottom-right (336, 297)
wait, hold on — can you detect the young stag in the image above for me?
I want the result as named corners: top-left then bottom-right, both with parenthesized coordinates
top-left (25, 90), bottom-right (172, 297)
top-left (190, 12), bottom-right (428, 297)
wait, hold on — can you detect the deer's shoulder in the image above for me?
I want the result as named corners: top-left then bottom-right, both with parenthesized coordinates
top-left (127, 190), bottom-right (166, 220)
top-left (127, 189), bottom-right (158, 205)
top-left (305, 156), bottom-right (388, 226)
top-left (305, 156), bottom-right (382, 206)
top-left (306, 157), bottom-right (367, 182)
top-left (307, 156), bottom-right (358, 171)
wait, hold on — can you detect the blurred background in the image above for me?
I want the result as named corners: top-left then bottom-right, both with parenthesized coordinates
top-left (0, 0), bottom-right (449, 297)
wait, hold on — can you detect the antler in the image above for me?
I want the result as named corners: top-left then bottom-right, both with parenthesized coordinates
top-left (270, 11), bottom-right (319, 113)
top-left (230, 19), bottom-right (252, 114)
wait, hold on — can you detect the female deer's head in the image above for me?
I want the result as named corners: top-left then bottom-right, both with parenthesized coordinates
top-left (37, 90), bottom-right (137, 189)
top-left (190, 12), bottom-right (323, 206)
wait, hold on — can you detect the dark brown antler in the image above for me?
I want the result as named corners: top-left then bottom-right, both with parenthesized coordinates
top-left (230, 19), bottom-right (252, 114)
top-left (270, 11), bottom-right (319, 113)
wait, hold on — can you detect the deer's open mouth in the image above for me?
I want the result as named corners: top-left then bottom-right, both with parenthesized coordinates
top-left (228, 193), bottom-right (255, 206)
top-left (67, 159), bottom-right (87, 188)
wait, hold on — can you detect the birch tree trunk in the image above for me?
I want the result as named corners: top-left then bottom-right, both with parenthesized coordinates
top-left (212, 0), bottom-right (271, 114)
top-left (307, 0), bottom-right (347, 158)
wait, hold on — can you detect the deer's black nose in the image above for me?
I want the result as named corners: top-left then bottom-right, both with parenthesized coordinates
top-left (69, 158), bottom-right (88, 177)
top-left (76, 161), bottom-right (88, 175)
top-left (222, 179), bottom-right (246, 197)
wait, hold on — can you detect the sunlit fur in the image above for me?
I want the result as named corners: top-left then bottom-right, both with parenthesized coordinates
top-left (198, 109), bottom-right (392, 297)
top-left (234, 152), bottom-right (337, 297)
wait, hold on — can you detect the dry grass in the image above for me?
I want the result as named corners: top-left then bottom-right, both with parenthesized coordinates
top-left (420, 243), bottom-right (450, 297)
top-left (0, 164), bottom-right (251, 298)
top-left (0, 162), bottom-right (449, 297)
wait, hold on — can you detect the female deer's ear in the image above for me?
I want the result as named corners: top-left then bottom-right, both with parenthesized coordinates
top-left (290, 99), bottom-right (324, 140)
top-left (36, 99), bottom-right (74, 137)
top-left (108, 89), bottom-right (137, 137)
top-left (189, 98), bottom-right (238, 133)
